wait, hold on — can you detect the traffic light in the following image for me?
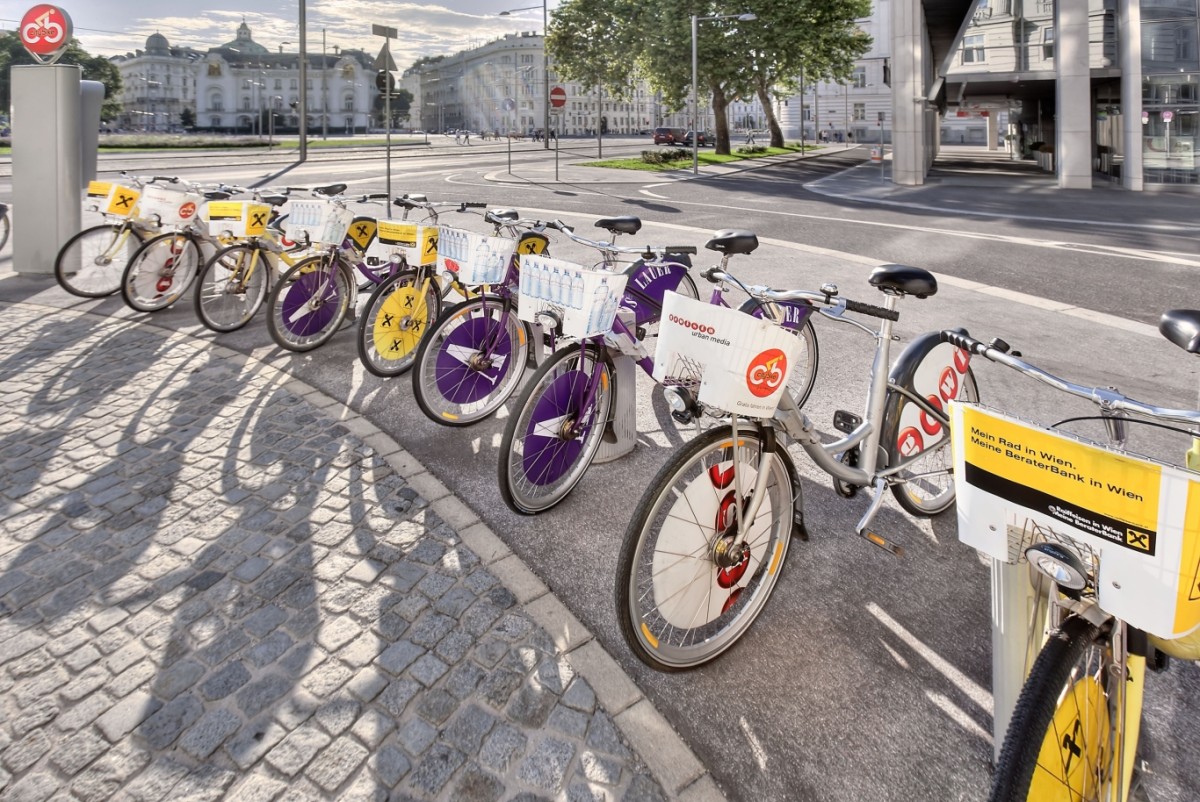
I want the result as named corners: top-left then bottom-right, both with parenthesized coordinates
top-left (375, 70), bottom-right (395, 94)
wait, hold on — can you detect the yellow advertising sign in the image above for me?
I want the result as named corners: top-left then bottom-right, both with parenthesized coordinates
top-left (1176, 481), bottom-right (1200, 633)
top-left (959, 405), bottom-right (1162, 555)
top-left (348, 217), bottom-right (378, 251)
top-left (86, 181), bottom-right (111, 199)
top-left (376, 221), bottom-right (438, 266)
top-left (105, 185), bottom-right (141, 217)
top-left (206, 202), bottom-right (271, 238)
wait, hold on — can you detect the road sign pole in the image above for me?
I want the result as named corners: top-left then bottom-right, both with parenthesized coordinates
top-left (555, 113), bottom-right (559, 181)
top-left (371, 25), bottom-right (399, 217)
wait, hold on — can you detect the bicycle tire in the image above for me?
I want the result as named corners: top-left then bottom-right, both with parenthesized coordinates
top-left (356, 268), bottom-right (442, 377)
top-left (0, 210), bottom-right (10, 253)
top-left (193, 243), bottom-right (272, 332)
top-left (498, 343), bottom-right (612, 515)
top-left (266, 253), bottom-right (352, 352)
top-left (990, 615), bottom-right (1120, 802)
top-left (616, 423), bottom-right (797, 671)
top-left (121, 231), bottom-right (203, 312)
top-left (736, 298), bottom-right (820, 409)
top-left (887, 367), bottom-right (979, 516)
top-left (412, 295), bottom-right (530, 426)
top-left (54, 223), bottom-right (138, 298)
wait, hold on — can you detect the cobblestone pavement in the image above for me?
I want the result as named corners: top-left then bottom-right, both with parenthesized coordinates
top-left (0, 302), bottom-right (717, 801)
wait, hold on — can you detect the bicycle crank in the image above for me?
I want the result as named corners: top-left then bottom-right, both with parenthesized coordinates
top-left (833, 445), bottom-right (860, 498)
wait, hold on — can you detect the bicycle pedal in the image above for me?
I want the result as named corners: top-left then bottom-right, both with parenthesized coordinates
top-left (860, 529), bottom-right (904, 557)
top-left (833, 410), bottom-right (862, 434)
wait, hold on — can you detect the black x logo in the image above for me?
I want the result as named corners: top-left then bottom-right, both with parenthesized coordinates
top-left (1061, 719), bottom-right (1083, 776)
top-left (1126, 530), bottom-right (1150, 551)
top-left (426, 237), bottom-right (438, 254)
top-left (356, 224), bottom-right (369, 237)
top-left (404, 295), bottom-right (414, 309)
top-left (382, 313), bottom-right (394, 327)
top-left (116, 194), bottom-right (133, 208)
top-left (251, 212), bottom-right (267, 227)
top-left (388, 338), bottom-right (402, 352)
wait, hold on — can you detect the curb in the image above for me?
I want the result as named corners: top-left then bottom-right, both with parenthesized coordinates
top-left (0, 297), bottom-right (727, 802)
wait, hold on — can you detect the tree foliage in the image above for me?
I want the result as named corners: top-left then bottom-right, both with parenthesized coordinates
top-left (0, 32), bottom-right (124, 121)
top-left (546, 0), bottom-right (871, 152)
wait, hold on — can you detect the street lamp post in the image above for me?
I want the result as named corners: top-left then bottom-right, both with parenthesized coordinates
top-left (691, 12), bottom-right (755, 175)
top-left (499, 3), bottom-right (550, 150)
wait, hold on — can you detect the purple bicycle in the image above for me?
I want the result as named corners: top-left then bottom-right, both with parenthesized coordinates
top-left (497, 220), bottom-right (820, 515)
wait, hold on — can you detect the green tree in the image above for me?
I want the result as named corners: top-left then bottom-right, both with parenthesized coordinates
top-left (0, 32), bottom-right (123, 121)
top-left (179, 107), bottom-right (196, 130)
top-left (373, 88), bottom-right (414, 127)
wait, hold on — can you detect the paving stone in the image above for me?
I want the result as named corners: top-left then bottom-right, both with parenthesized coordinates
top-left (416, 688), bottom-right (459, 725)
top-left (2, 771), bottom-right (57, 802)
top-left (586, 712), bottom-right (633, 760)
top-left (54, 691), bottom-right (113, 733)
top-left (561, 678), bottom-right (598, 713)
top-left (548, 705), bottom-right (591, 739)
top-left (394, 717), bottom-right (437, 757)
top-left (301, 660), bottom-right (353, 697)
top-left (350, 708), bottom-right (395, 748)
top-left (235, 674), bottom-right (292, 719)
top-left (346, 666), bottom-right (389, 702)
top-left (444, 662), bottom-right (487, 700)
top-left (96, 691), bottom-right (160, 742)
top-left (12, 696), bottom-right (59, 737)
top-left (225, 774), bottom-right (288, 802)
top-left (140, 691), bottom-right (204, 749)
top-left (478, 723), bottom-right (528, 774)
top-left (121, 756), bottom-right (191, 802)
top-left (306, 736), bottom-right (369, 792)
top-left (516, 736), bottom-right (576, 792)
top-left (621, 774), bottom-right (668, 802)
top-left (581, 750), bottom-right (623, 786)
top-left (409, 653), bottom-right (449, 687)
top-left (479, 668), bottom-right (523, 710)
top-left (242, 605), bottom-right (288, 638)
top-left (225, 719), bottom-right (289, 770)
top-left (314, 699), bottom-right (361, 736)
top-left (450, 762), bottom-right (505, 802)
top-left (179, 708), bottom-right (241, 759)
top-left (49, 727), bottom-right (109, 775)
top-left (370, 744), bottom-right (411, 788)
top-left (69, 742), bottom-right (151, 801)
top-left (265, 724), bottom-right (331, 777)
top-left (273, 689), bottom-right (321, 729)
top-left (169, 763), bottom-right (239, 801)
top-left (199, 661), bottom-right (252, 700)
top-left (405, 743), bottom-right (465, 796)
top-left (377, 677), bottom-right (422, 719)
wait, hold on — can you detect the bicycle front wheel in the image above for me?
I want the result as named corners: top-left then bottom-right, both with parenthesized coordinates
top-left (55, 223), bottom-right (139, 298)
top-left (193, 243), bottom-right (272, 332)
top-left (266, 254), bottom-right (352, 352)
top-left (412, 295), bottom-right (529, 426)
top-left (121, 231), bottom-right (203, 312)
top-left (990, 616), bottom-right (1124, 802)
top-left (888, 367), bottom-right (980, 516)
top-left (498, 343), bottom-right (612, 515)
top-left (357, 269), bottom-right (442, 377)
top-left (616, 423), bottom-right (796, 671)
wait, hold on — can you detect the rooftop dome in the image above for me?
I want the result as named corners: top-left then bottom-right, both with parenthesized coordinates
top-left (145, 32), bottom-right (169, 54)
top-left (218, 21), bottom-right (269, 56)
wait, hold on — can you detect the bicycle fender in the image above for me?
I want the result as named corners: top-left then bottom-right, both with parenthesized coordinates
top-left (881, 327), bottom-right (975, 466)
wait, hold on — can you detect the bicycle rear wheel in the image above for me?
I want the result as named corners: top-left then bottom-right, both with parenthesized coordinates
top-left (121, 231), bottom-right (203, 312)
top-left (412, 295), bottom-right (529, 426)
top-left (887, 367), bottom-right (979, 516)
top-left (0, 209), bottom-right (10, 253)
top-left (357, 268), bottom-right (442, 377)
top-left (266, 254), bottom-right (352, 352)
top-left (616, 423), bottom-right (797, 671)
top-left (498, 343), bottom-right (611, 515)
top-left (990, 616), bottom-right (1126, 802)
top-left (55, 223), bottom-right (139, 298)
top-left (193, 243), bottom-right (272, 332)
top-left (737, 298), bottom-right (820, 409)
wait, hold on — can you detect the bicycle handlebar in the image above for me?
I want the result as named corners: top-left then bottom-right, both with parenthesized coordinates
top-left (938, 330), bottom-right (1200, 427)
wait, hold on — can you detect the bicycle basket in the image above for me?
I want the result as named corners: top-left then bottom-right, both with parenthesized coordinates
top-left (367, 220), bottom-right (438, 267)
top-left (136, 184), bottom-right (205, 228)
top-left (653, 291), bottom-right (802, 418)
top-left (86, 181), bottom-right (140, 218)
top-left (286, 200), bottom-right (355, 247)
top-left (517, 254), bottom-right (628, 340)
top-left (204, 201), bottom-right (272, 239)
top-left (436, 226), bottom-right (517, 285)
top-left (950, 402), bottom-right (1200, 641)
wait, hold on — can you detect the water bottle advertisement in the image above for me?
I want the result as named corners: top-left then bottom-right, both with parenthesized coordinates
top-left (436, 227), bottom-right (517, 285)
top-left (286, 200), bottom-right (355, 248)
top-left (517, 254), bottom-right (628, 340)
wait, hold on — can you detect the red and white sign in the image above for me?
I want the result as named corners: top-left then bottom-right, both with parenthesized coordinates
top-left (549, 86), bottom-right (567, 109)
top-left (20, 5), bottom-right (72, 63)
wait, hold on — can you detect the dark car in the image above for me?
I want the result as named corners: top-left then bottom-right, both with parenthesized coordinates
top-left (653, 126), bottom-right (686, 145)
top-left (683, 130), bottom-right (709, 147)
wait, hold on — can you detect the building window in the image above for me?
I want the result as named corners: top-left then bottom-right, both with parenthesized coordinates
top-left (273, 79), bottom-right (282, 90)
top-left (211, 117), bottom-right (221, 127)
top-left (1042, 27), bottom-right (1055, 60)
top-left (963, 34), bottom-right (986, 64)
top-left (852, 67), bottom-right (866, 88)
top-left (209, 94), bottom-right (223, 111)
top-left (208, 63), bottom-right (222, 77)
top-left (290, 78), bottom-right (298, 89)
top-left (341, 64), bottom-right (355, 79)
top-left (243, 97), bottom-right (251, 111)
top-left (853, 103), bottom-right (866, 121)
top-left (802, 104), bottom-right (811, 121)
top-left (306, 79), bottom-right (312, 90)
top-left (344, 94), bottom-right (354, 111)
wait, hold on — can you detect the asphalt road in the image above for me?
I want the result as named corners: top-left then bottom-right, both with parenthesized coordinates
top-left (2, 141), bottom-right (1198, 801)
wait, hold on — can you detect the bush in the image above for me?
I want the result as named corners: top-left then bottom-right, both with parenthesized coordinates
top-left (640, 147), bottom-right (690, 165)
top-left (736, 145), bottom-right (768, 155)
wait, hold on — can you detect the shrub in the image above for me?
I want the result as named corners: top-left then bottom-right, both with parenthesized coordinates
top-left (640, 147), bottom-right (690, 165)
top-left (736, 145), bottom-right (768, 155)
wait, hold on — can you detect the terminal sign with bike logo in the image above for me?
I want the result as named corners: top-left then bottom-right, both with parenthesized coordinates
top-left (19, 4), bottom-right (73, 64)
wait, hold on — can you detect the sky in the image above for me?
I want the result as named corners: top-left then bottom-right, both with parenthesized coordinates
top-left (0, 0), bottom-right (553, 69)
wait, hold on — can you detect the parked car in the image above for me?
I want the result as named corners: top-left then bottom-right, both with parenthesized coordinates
top-left (683, 130), bottom-right (710, 147)
top-left (653, 126), bottom-right (686, 145)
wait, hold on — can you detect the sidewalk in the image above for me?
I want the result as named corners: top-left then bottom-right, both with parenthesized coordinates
top-left (0, 300), bottom-right (721, 802)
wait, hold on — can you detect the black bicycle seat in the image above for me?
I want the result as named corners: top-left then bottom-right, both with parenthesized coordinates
top-left (868, 264), bottom-right (937, 298)
top-left (1160, 310), bottom-right (1200, 354)
top-left (314, 183), bottom-right (348, 197)
top-left (259, 194), bottom-right (289, 207)
top-left (705, 230), bottom-right (758, 255)
top-left (204, 191), bottom-right (232, 201)
top-left (486, 209), bottom-right (520, 223)
top-left (595, 216), bottom-right (641, 236)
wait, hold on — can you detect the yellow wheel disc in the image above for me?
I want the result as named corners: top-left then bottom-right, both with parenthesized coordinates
top-left (1029, 675), bottom-right (1110, 802)
top-left (372, 286), bottom-right (428, 362)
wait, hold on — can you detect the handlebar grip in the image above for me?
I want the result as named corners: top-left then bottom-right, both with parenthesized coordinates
top-left (844, 299), bottom-right (900, 321)
top-left (463, 202), bottom-right (488, 209)
top-left (664, 246), bottom-right (698, 255)
top-left (364, 193), bottom-right (390, 200)
top-left (286, 186), bottom-right (310, 193)
top-left (939, 329), bottom-right (988, 354)
top-left (152, 176), bottom-right (179, 183)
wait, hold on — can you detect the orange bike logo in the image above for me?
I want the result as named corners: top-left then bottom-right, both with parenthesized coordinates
top-left (20, 5), bottom-right (72, 61)
top-left (746, 348), bottom-right (788, 398)
top-left (668, 313), bottom-right (715, 335)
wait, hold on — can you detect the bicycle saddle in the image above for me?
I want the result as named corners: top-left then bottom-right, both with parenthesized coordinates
top-left (705, 230), bottom-right (758, 255)
top-left (259, 194), bottom-right (289, 207)
top-left (1160, 310), bottom-right (1200, 354)
top-left (204, 191), bottom-right (232, 201)
top-left (486, 209), bottom-right (520, 223)
top-left (595, 216), bottom-right (641, 236)
top-left (868, 264), bottom-right (937, 298)
top-left (314, 183), bottom-right (348, 197)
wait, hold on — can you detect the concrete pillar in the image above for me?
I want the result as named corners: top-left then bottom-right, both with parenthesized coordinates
top-left (987, 113), bottom-right (999, 151)
top-left (11, 65), bottom-right (82, 275)
top-left (1119, 0), bottom-right (1143, 191)
top-left (892, 0), bottom-right (927, 185)
top-left (1056, 0), bottom-right (1092, 188)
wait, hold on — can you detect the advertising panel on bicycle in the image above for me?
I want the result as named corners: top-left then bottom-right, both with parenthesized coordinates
top-left (205, 201), bottom-right (271, 239)
top-left (653, 291), bottom-right (801, 417)
top-left (517, 254), bottom-right (628, 340)
top-left (950, 403), bottom-right (1200, 640)
top-left (287, 200), bottom-right (355, 248)
top-left (369, 220), bottom-right (438, 266)
top-left (137, 184), bottom-right (206, 229)
top-left (86, 181), bottom-right (140, 218)
top-left (436, 226), bottom-right (516, 285)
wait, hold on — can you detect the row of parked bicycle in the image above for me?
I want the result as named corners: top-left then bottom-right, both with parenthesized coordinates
top-left (52, 172), bottom-right (1200, 802)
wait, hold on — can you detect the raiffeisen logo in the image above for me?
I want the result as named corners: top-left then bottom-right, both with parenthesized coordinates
top-left (667, 313), bottom-right (716, 335)
top-left (746, 348), bottom-right (788, 398)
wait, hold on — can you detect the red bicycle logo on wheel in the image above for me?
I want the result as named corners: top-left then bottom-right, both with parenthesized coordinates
top-left (19, 5), bottom-right (72, 62)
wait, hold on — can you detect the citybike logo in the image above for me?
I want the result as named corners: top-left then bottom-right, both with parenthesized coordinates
top-left (667, 313), bottom-right (715, 335)
top-left (745, 348), bottom-right (788, 398)
top-left (20, 5), bottom-right (72, 59)
top-left (178, 202), bottom-right (197, 220)
top-left (896, 345), bottom-right (971, 458)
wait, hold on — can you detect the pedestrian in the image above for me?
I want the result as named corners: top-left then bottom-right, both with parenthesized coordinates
top-left (464, 130), bottom-right (471, 145)
top-left (454, 130), bottom-right (461, 145)
top-left (746, 130), bottom-right (756, 145)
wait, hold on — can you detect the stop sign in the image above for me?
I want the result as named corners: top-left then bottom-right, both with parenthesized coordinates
top-left (550, 86), bottom-right (567, 109)
top-left (19, 4), bottom-right (72, 63)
